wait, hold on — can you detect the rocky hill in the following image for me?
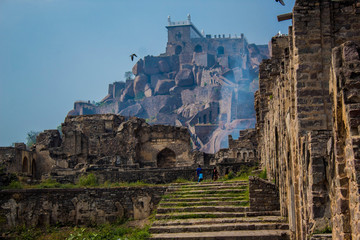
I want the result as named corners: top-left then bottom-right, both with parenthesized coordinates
top-left (68, 15), bottom-right (269, 153)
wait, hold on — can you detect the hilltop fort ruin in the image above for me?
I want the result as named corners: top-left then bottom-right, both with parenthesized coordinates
top-left (68, 15), bottom-right (269, 153)
top-left (2, 0), bottom-right (360, 239)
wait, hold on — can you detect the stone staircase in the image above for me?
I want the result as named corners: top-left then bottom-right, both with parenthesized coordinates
top-left (149, 181), bottom-right (290, 240)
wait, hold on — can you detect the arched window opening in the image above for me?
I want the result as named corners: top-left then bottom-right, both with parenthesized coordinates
top-left (175, 45), bottom-right (182, 55)
top-left (22, 157), bottom-right (28, 173)
top-left (194, 45), bottom-right (202, 53)
top-left (217, 46), bottom-right (224, 55)
top-left (157, 148), bottom-right (176, 168)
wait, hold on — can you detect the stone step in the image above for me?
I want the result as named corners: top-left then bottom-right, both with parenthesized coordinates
top-left (161, 197), bottom-right (246, 202)
top-left (166, 193), bottom-right (247, 199)
top-left (310, 234), bottom-right (332, 240)
top-left (150, 222), bottom-right (289, 234)
top-left (157, 206), bottom-right (249, 214)
top-left (168, 186), bottom-right (248, 192)
top-left (170, 181), bottom-right (248, 186)
top-left (169, 183), bottom-right (248, 189)
top-left (168, 189), bottom-right (247, 195)
top-left (149, 230), bottom-right (290, 240)
top-left (159, 200), bottom-right (248, 207)
top-left (155, 211), bottom-right (281, 220)
top-left (152, 216), bottom-right (287, 227)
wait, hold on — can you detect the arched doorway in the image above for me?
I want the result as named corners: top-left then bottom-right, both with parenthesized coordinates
top-left (22, 157), bottom-right (28, 173)
top-left (217, 46), bottom-right (224, 55)
top-left (31, 159), bottom-right (36, 178)
top-left (175, 45), bottom-right (182, 55)
top-left (194, 45), bottom-right (202, 53)
top-left (157, 148), bottom-right (176, 168)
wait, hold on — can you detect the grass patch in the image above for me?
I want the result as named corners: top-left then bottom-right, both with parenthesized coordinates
top-left (78, 173), bottom-right (99, 187)
top-left (258, 168), bottom-right (267, 180)
top-left (4, 180), bottom-right (23, 189)
top-left (313, 225), bottom-right (332, 234)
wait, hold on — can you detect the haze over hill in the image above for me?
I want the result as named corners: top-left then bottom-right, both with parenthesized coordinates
top-left (0, 0), bottom-right (294, 146)
top-left (67, 15), bottom-right (270, 153)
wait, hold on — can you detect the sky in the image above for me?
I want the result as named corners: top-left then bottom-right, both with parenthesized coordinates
top-left (0, 0), bottom-right (294, 146)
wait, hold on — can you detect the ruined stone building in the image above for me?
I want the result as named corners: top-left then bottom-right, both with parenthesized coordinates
top-left (256, 0), bottom-right (360, 239)
top-left (68, 15), bottom-right (269, 153)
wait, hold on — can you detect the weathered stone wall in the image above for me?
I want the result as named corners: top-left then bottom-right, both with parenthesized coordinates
top-left (215, 128), bottom-right (258, 165)
top-left (0, 146), bottom-right (37, 179)
top-left (256, 1), bottom-right (360, 239)
top-left (0, 186), bottom-right (166, 230)
top-left (329, 41), bottom-right (360, 240)
top-left (249, 176), bottom-right (280, 212)
top-left (26, 114), bottom-right (196, 181)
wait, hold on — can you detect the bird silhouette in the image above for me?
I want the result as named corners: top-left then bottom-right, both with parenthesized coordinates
top-left (276, 0), bottom-right (285, 5)
top-left (130, 54), bottom-right (137, 61)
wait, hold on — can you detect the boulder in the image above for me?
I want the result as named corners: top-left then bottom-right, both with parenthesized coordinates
top-left (175, 69), bottom-right (194, 87)
top-left (144, 84), bottom-right (153, 97)
top-left (143, 56), bottom-right (160, 75)
top-left (159, 60), bottom-right (171, 73)
top-left (150, 74), bottom-right (166, 89)
top-left (132, 59), bottom-right (144, 75)
top-left (133, 74), bottom-right (149, 96)
top-left (155, 79), bottom-right (175, 95)
top-left (120, 81), bottom-right (135, 101)
top-left (119, 103), bottom-right (144, 117)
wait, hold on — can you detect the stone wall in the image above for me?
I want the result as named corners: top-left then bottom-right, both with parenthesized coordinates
top-left (255, 1), bottom-right (360, 239)
top-left (34, 115), bottom-right (194, 180)
top-left (249, 176), bottom-right (280, 212)
top-left (0, 186), bottom-right (166, 230)
top-left (329, 41), bottom-right (360, 240)
top-left (0, 146), bottom-right (37, 179)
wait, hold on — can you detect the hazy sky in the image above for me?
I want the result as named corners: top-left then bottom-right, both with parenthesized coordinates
top-left (0, 0), bottom-right (294, 146)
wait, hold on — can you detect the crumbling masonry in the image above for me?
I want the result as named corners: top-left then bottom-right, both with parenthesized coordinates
top-left (256, 0), bottom-right (360, 239)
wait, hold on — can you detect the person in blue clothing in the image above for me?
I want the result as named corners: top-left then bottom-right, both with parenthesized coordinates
top-left (196, 165), bottom-right (202, 179)
top-left (198, 170), bottom-right (204, 182)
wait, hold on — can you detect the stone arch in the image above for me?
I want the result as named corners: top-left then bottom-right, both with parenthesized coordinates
top-left (194, 45), bottom-right (202, 53)
top-left (157, 148), bottom-right (176, 168)
top-left (217, 46), bottom-right (224, 55)
top-left (175, 45), bottom-right (182, 55)
top-left (22, 157), bottom-right (28, 173)
top-left (31, 159), bottom-right (36, 177)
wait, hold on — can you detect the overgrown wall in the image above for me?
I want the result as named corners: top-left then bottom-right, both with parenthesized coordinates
top-left (0, 186), bottom-right (166, 230)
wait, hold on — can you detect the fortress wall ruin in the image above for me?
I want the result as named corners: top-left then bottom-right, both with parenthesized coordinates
top-left (0, 186), bottom-right (166, 230)
top-left (256, 1), bottom-right (360, 239)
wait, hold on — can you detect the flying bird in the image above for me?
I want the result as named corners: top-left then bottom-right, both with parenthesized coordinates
top-left (276, 0), bottom-right (285, 6)
top-left (130, 53), bottom-right (137, 61)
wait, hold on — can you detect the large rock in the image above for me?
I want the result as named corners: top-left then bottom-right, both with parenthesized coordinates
top-left (119, 103), bottom-right (144, 117)
top-left (133, 74), bottom-right (149, 97)
top-left (155, 79), bottom-right (175, 95)
top-left (132, 59), bottom-right (144, 75)
top-left (159, 60), bottom-right (171, 73)
top-left (175, 69), bottom-right (194, 87)
top-left (150, 74), bottom-right (166, 89)
top-left (144, 84), bottom-right (152, 97)
top-left (143, 56), bottom-right (160, 75)
top-left (120, 81), bottom-right (135, 101)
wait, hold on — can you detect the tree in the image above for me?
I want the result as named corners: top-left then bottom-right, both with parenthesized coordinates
top-left (26, 131), bottom-right (40, 147)
top-left (124, 71), bottom-right (134, 81)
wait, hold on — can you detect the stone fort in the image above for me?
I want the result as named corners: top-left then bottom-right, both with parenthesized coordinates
top-left (2, 1), bottom-right (360, 239)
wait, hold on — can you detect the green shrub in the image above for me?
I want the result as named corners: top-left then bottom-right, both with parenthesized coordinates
top-left (6, 180), bottom-right (23, 189)
top-left (78, 173), bottom-right (98, 187)
top-left (259, 168), bottom-right (267, 180)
